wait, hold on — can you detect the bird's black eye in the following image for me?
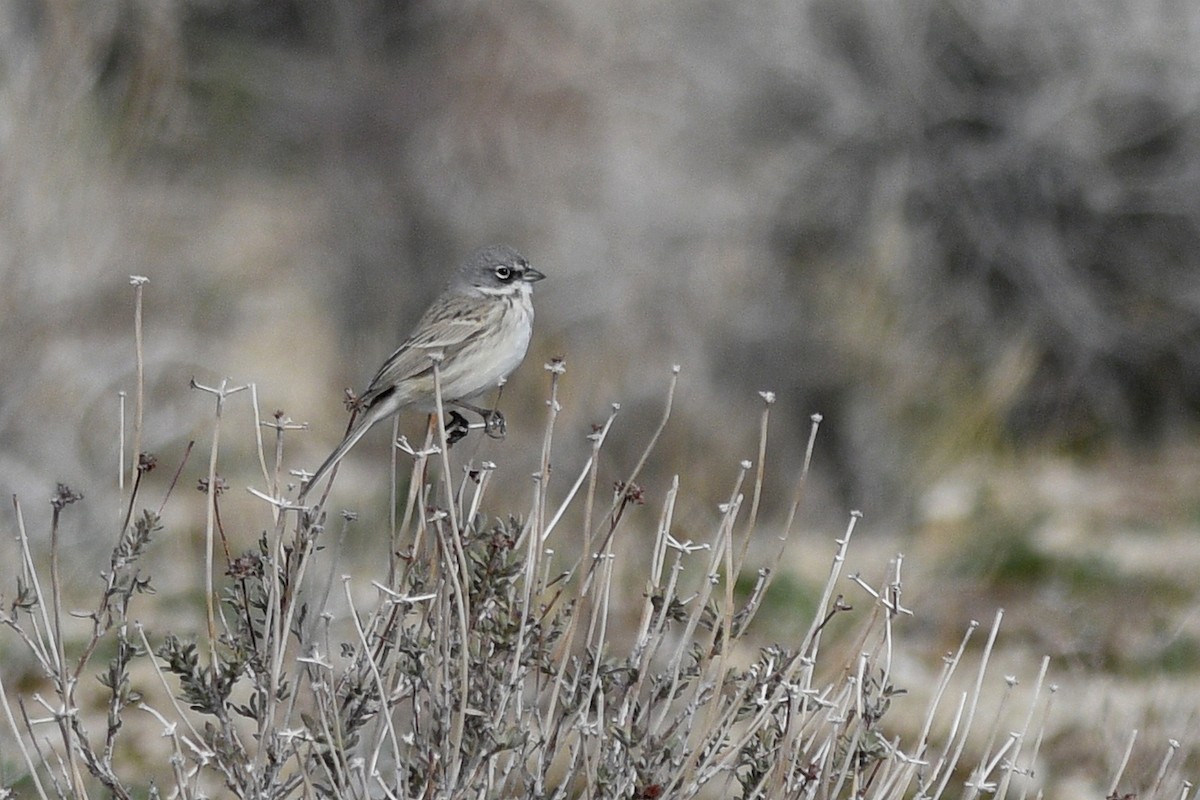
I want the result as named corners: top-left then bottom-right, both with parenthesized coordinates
top-left (495, 265), bottom-right (513, 281)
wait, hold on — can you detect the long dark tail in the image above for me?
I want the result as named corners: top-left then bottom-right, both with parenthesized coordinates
top-left (299, 406), bottom-right (385, 502)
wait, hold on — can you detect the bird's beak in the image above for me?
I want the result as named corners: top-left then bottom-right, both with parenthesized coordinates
top-left (523, 266), bottom-right (546, 282)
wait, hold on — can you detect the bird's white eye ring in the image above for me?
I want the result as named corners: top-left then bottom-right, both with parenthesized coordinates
top-left (495, 265), bottom-right (513, 280)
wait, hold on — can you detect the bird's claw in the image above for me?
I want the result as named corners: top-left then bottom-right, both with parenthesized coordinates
top-left (443, 407), bottom-right (506, 446)
top-left (484, 409), bottom-right (507, 440)
top-left (445, 410), bottom-right (470, 447)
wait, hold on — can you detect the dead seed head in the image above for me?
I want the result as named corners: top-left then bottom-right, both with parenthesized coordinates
top-left (51, 483), bottom-right (83, 509)
top-left (197, 476), bottom-right (228, 496)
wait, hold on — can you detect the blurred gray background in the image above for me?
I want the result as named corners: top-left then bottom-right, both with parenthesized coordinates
top-left (3, 0), bottom-right (1200, 531)
top-left (6, 3), bottom-right (1200, 790)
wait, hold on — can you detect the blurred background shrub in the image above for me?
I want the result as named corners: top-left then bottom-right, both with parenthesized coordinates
top-left (3, 0), bottom-right (1199, 533)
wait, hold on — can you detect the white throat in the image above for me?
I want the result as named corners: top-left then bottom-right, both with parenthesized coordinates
top-left (477, 281), bottom-right (533, 299)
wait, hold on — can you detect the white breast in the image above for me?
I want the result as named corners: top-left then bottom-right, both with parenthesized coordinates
top-left (444, 286), bottom-right (535, 402)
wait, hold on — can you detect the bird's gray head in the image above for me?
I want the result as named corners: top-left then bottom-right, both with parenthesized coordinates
top-left (453, 245), bottom-right (545, 295)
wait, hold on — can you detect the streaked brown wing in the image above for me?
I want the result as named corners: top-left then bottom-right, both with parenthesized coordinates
top-left (358, 294), bottom-right (497, 407)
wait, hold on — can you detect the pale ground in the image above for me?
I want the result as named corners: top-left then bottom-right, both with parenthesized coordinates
top-left (817, 447), bottom-right (1200, 798)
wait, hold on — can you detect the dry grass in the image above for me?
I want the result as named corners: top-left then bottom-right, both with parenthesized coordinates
top-left (0, 281), bottom-right (1195, 799)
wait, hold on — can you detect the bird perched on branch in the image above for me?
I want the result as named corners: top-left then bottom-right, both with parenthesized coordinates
top-left (300, 244), bottom-right (544, 500)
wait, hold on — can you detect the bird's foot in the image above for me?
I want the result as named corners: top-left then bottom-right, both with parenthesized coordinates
top-left (482, 408), bottom-right (506, 439)
top-left (445, 410), bottom-right (471, 447)
top-left (443, 405), bottom-right (506, 445)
